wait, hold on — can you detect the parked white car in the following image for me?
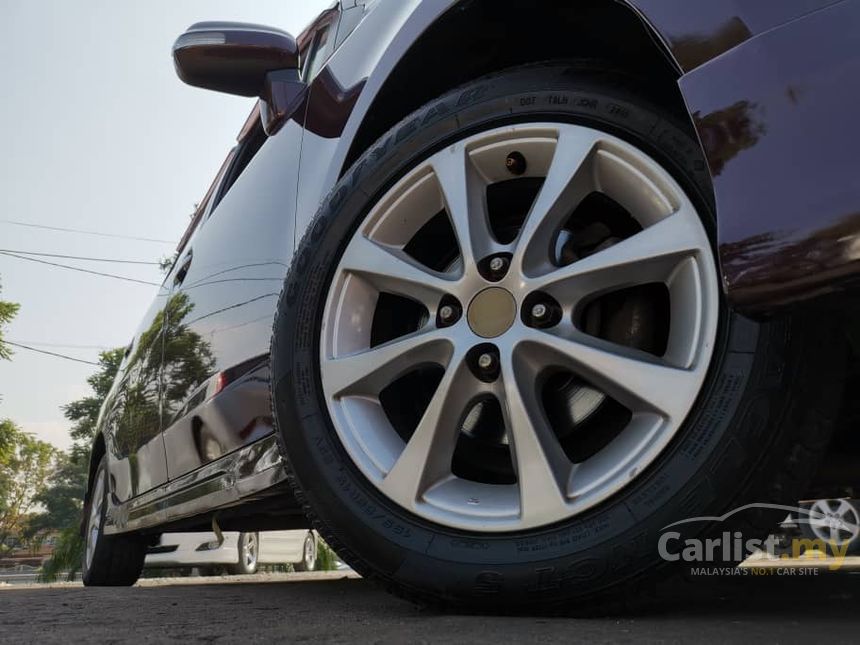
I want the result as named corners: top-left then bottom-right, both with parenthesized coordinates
top-left (145, 530), bottom-right (317, 575)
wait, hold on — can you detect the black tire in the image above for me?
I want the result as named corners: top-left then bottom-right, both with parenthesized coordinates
top-left (271, 63), bottom-right (843, 612)
top-left (81, 456), bottom-right (147, 587)
top-left (294, 532), bottom-right (317, 572)
top-left (228, 532), bottom-right (259, 575)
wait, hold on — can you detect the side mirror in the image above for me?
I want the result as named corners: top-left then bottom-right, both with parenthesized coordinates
top-left (173, 22), bottom-right (305, 134)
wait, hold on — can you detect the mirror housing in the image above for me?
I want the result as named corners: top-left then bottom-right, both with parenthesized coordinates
top-left (173, 22), bottom-right (305, 135)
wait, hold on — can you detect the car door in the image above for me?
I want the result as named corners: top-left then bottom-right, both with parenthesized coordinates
top-left (160, 105), bottom-right (303, 481)
top-left (106, 288), bottom-right (170, 502)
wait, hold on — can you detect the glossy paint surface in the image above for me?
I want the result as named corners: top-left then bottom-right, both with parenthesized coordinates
top-left (103, 290), bottom-right (170, 502)
top-left (629, 0), bottom-right (842, 71)
top-left (678, 0), bottom-right (860, 312)
top-left (173, 21), bottom-right (300, 97)
top-left (158, 116), bottom-right (302, 482)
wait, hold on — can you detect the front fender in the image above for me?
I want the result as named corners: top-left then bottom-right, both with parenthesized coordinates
top-left (299, 0), bottom-right (860, 315)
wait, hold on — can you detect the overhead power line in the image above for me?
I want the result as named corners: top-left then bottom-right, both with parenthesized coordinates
top-left (0, 251), bottom-right (159, 286)
top-left (0, 249), bottom-right (161, 265)
top-left (6, 341), bottom-right (100, 366)
top-left (0, 219), bottom-right (174, 244)
top-left (8, 340), bottom-right (113, 351)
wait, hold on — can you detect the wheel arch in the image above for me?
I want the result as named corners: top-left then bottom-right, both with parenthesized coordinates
top-left (84, 434), bottom-right (106, 512)
top-left (339, 0), bottom-right (686, 176)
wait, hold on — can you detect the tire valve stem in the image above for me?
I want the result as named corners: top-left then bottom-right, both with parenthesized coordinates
top-left (506, 151), bottom-right (527, 176)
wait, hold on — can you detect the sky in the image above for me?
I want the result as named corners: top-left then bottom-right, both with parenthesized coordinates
top-left (0, 0), bottom-right (331, 450)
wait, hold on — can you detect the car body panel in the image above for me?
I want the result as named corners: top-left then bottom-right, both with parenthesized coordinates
top-left (161, 360), bottom-right (272, 479)
top-left (105, 433), bottom-right (287, 535)
top-left (144, 530), bottom-right (311, 569)
top-left (104, 291), bottom-right (170, 502)
top-left (677, 0), bottom-right (860, 312)
top-left (159, 117), bottom-right (303, 482)
top-left (627, 0), bottom-right (843, 71)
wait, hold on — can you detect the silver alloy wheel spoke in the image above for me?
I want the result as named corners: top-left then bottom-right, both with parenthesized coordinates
top-left (520, 329), bottom-right (696, 419)
top-left (340, 234), bottom-right (458, 308)
top-left (525, 205), bottom-right (705, 303)
top-left (321, 123), bottom-right (719, 532)
top-left (325, 327), bottom-right (454, 397)
top-left (431, 149), bottom-right (501, 269)
top-left (836, 499), bottom-right (854, 519)
top-left (500, 356), bottom-right (572, 523)
top-left (514, 128), bottom-right (600, 274)
top-left (245, 533), bottom-right (257, 567)
top-left (380, 349), bottom-right (477, 507)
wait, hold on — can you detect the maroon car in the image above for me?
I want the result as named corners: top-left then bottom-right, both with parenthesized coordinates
top-left (81, 0), bottom-right (860, 611)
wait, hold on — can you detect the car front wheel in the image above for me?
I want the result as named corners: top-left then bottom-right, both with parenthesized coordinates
top-left (82, 456), bottom-right (147, 586)
top-left (271, 63), bottom-right (842, 611)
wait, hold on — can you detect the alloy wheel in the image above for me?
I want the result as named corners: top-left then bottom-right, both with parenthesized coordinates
top-left (85, 473), bottom-right (105, 570)
top-left (243, 533), bottom-right (258, 570)
top-left (320, 123), bottom-right (719, 532)
top-left (303, 535), bottom-right (316, 570)
top-left (808, 499), bottom-right (860, 546)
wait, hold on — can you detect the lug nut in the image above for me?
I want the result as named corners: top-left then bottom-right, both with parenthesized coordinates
top-left (437, 303), bottom-right (461, 327)
top-left (486, 255), bottom-right (510, 280)
top-left (522, 294), bottom-right (561, 329)
top-left (531, 303), bottom-right (548, 320)
top-left (477, 353), bottom-right (496, 372)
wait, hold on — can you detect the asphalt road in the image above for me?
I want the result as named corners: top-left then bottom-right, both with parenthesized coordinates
top-left (2, 570), bottom-right (859, 644)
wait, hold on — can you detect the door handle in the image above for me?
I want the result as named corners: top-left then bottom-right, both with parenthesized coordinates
top-left (174, 250), bottom-right (193, 286)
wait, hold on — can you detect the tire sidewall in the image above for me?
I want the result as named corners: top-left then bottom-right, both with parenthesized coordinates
top-left (273, 65), bottom-right (781, 603)
top-left (81, 458), bottom-right (108, 584)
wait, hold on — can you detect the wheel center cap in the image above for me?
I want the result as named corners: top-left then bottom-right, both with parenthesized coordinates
top-left (467, 287), bottom-right (517, 338)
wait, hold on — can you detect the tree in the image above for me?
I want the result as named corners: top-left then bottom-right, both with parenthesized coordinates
top-left (64, 348), bottom-right (125, 447)
top-left (0, 278), bottom-right (20, 361)
top-left (30, 348), bottom-right (125, 536)
top-left (28, 452), bottom-right (87, 537)
top-left (0, 419), bottom-right (54, 549)
top-left (35, 349), bottom-right (123, 580)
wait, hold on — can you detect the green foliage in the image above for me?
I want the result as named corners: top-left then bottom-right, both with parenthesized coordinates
top-left (0, 419), bottom-right (55, 547)
top-left (63, 348), bottom-right (125, 445)
top-left (315, 539), bottom-right (339, 572)
top-left (29, 452), bottom-right (87, 536)
top-left (37, 526), bottom-right (83, 582)
top-left (35, 350), bottom-right (124, 581)
top-left (0, 279), bottom-right (20, 362)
